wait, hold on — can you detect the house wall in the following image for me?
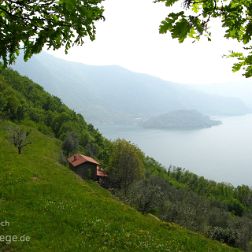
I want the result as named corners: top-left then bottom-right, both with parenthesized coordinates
top-left (70, 162), bottom-right (97, 180)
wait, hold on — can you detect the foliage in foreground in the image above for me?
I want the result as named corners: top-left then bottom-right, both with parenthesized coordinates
top-left (156, 0), bottom-right (252, 77)
top-left (0, 0), bottom-right (104, 66)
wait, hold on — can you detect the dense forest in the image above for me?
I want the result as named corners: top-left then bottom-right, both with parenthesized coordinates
top-left (0, 66), bottom-right (111, 164)
top-left (1, 66), bottom-right (252, 250)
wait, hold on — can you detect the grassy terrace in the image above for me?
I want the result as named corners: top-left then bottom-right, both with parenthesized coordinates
top-left (0, 121), bottom-right (239, 251)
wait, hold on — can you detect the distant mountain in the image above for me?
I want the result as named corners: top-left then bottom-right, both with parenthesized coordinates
top-left (142, 110), bottom-right (222, 130)
top-left (190, 82), bottom-right (252, 108)
top-left (12, 52), bottom-right (251, 125)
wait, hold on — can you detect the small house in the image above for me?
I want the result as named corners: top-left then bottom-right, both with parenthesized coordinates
top-left (67, 154), bottom-right (108, 183)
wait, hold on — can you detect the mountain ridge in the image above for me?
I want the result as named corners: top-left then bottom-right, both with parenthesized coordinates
top-left (12, 52), bottom-right (251, 126)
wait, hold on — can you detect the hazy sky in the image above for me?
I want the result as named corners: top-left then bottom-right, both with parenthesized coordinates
top-left (48, 0), bottom-right (249, 85)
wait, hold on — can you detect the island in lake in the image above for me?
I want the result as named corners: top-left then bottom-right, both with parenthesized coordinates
top-left (141, 110), bottom-right (222, 130)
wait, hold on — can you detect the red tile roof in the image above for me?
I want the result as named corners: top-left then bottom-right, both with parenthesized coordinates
top-left (68, 154), bottom-right (100, 168)
top-left (68, 154), bottom-right (107, 177)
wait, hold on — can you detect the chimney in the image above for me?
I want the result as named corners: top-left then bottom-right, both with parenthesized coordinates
top-left (73, 154), bottom-right (77, 161)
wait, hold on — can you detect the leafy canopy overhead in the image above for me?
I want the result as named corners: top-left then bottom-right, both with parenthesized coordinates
top-left (156, 0), bottom-right (252, 77)
top-left (0, 0), bottom-right (104, 66)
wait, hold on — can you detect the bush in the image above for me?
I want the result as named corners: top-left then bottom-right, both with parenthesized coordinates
top-left (207, 227), bottom-right (238, 247)
top-left (59, 151), bottom-right (68, 166)
top-left (226, 199), bottom-right (245, 217)
top-left (62, 132), bottom-right (79, 157)
top-left (127, 177), bottom-right (165, 214)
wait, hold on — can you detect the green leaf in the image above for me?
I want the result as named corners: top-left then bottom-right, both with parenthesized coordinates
top-left (164, 0), bottom-right (179, 7)
top-left (192, 2), bottom-right (200, 13)
top-left (156, 0), bottom-right (252, 77)
top-left (171, 18), bottom-right (191, 42)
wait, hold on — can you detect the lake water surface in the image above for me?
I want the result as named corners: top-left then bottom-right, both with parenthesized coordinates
top-left (97, 114), bottom-right (252, 187)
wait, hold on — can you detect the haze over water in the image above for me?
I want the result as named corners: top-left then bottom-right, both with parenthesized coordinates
top-left (98, 114), bottom-right (252, 187)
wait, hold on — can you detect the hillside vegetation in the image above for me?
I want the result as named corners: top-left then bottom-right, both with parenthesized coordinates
top-left (0, 121), bottom-right (238, 252)
top-left (0, 66), bottom-right (111, 166)
top-left (0, 66), bottom-right (251, 251)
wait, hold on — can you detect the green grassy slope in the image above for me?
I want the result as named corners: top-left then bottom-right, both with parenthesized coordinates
top-left (0, 121), bottom-right (239, 252)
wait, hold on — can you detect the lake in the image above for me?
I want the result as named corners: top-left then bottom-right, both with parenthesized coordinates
top-left (97, 114), bottom-right (252, 187)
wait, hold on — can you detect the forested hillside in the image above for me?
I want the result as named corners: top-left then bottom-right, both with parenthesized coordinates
top-left (0, 66), bottom-right (111, 165)
top-left (0, 67), bottom-right (252, 251)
